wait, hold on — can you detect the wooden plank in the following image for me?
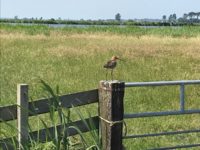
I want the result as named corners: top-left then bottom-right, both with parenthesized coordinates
top-left (0, 116), bottom-right (99, 148)
top-left (0, 89), bottom-right (98, 122)
top-left (99, 81), bottom-right (125, 150)
top-left (29, 89), bottom-right (98, 116)
top-left (29, 116), bottom-right (99, 142)
top-left (17, 84), bottom-right (29, 149)
top-left (0, 104), bottom-right (17, 122)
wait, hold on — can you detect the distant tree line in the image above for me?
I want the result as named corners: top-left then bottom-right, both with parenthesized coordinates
top-left (0, 18), bottom-right (174, 26)
top-left (179, 12), bottom-right (200, 23)
top-left (0, 17), bottom-right (124, 25)
top-left (163, 12), bottom-right (200, 25)
top-left (0, 12), bottom-right (199, 26)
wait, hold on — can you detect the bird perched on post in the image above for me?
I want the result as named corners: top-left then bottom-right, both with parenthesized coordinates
top-left (103, 56), bottom-right (122, 80)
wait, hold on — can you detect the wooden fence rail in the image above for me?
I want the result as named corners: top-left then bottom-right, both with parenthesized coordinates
top-left (0, 85), bottom-right (99, 149)
top-left (0, 89), bottom-right (98, 122)
top-left (1, 116), bottom-right (99, 149)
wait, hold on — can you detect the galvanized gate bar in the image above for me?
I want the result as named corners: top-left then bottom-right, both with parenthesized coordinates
top-left (180, 84), bottom-right (185, 112)
top-left (124, 80), bottom-right (200, 118)
top-left (125, 80), bottom-right (200, 87)
top-left (124, 109), bottom-right (200, 118)
top-left (123, 129), bottom-right (200, 139)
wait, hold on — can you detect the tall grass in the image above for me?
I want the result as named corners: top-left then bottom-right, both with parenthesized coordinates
top-left (0, 24), bottom-right (200, 149)
top-left (38, 80), bottom-right (100, 150)
top-left (0, 24), bottom-right (50, 36)
top-left (1, 23), bottom-right (200, 37)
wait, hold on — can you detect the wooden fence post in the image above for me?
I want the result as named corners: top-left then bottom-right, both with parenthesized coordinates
top-left (99, 80), bottom-right (125, 150)
top-left (17, 84), bottom-right (29, 149)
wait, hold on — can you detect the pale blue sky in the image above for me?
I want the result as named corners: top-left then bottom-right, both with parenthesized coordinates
top-left (1, 0), bottom-right (200, 20)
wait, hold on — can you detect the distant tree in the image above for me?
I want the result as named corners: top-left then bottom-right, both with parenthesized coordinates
top-left (13, 16), bottom-right (20, 23)
top-left (168, 15), bottom-right (173, 22)
top-left (115, 13), bottom-right (121, 21)
top-left (162, 15), bottom-right (167, 22)
top-left (197, 12), bottom-right (200, 20)
top-left (188, 12), bottom-right (195, 19)
top-left (14, 16), bottom-right (18, 20)
top-left (188, 12), bottom-right (196, 23)
top-left (168, 13), bottom-right (177, 24)
top-left (183, 13), bottom-right (188, 20)
top-left (172, 13), bottom-right (177, 20)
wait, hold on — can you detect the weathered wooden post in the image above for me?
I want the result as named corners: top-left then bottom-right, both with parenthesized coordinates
top-left (99, 80), bottom-right (125, 150)
top-left (17, 84), bottom-right (29, 149)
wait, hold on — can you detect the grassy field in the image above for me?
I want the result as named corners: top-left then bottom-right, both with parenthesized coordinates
top-left (0, 24), bottom-right (200, 149)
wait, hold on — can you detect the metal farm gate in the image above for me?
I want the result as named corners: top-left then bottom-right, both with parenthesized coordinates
top-left (123, 80), bottom-right (200, 149)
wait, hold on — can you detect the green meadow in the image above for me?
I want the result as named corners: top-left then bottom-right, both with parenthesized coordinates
top-left (0, 24), bottom-right (200, 149)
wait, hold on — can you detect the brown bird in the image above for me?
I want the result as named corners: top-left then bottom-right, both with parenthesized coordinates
top-left (104, 56), bottom-right (122, 80)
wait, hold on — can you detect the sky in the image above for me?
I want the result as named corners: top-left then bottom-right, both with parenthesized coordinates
top-left (1, 0), bottom-right (200, 20)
